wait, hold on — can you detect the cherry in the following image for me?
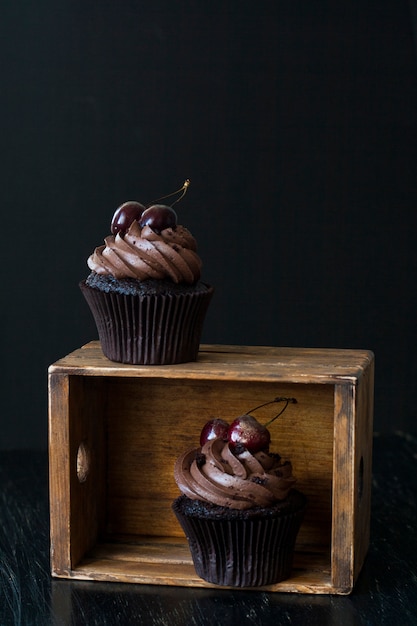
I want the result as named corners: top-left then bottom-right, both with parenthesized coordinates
top-left (109, 180), bottom-right (190, 237)
top-left (198, 398), bottom-right (297, 454)
top-left (200, 418), bottom-right (229, 447)
top-left (138, 204), bottom-right (177, 234)
top-left (227, 397), bottom-right (297, 454)
top-left (139, 179), bottom-right (190, 234)
top-left (111, 201), bottom-right (146, 236)
top-left (228, 414), bottom-right (270, 453)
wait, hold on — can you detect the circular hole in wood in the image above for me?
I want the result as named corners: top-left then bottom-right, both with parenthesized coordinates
top-left (76, 441), bottom-right (90, 483)
top-left (358, 456), bottom-right (364, 502)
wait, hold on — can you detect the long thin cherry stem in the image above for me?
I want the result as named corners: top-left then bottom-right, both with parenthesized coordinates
top-left (153, 179), bottom-right (190, 206)
top-left (264, 398), bottom-right (297, 428)
top-left (246, 396), bottom-right (297, 428)
top-left (247, 396), bottom-right (296, 416)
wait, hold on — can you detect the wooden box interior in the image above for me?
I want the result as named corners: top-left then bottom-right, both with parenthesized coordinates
top-left (48, 342), bottom-right (374, 594)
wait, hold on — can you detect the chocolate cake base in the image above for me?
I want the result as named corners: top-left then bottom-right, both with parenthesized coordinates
top-left (172, 490), bottom-right (307, 587)
top-left (80, 276), bottom-right (213, 365)
top-left (85, 272), bottom-right (210, 297)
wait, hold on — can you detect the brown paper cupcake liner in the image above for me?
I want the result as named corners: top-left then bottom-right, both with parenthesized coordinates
top-left (172, 492), bottom-right (306, 587)
top-left (80, 281), bottom-right (213, 365)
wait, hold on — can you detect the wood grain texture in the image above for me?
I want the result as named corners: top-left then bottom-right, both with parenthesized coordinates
top-left (48, 373), bottom-right (71, 575)
top-left (48, 343), bottom-right (374, 594)
top-left (353, 357), bottom-right (374, 581)
top-left (331, 383), bottom-right (356, 593)
top-left (49, 341), bottom-right (374, 384)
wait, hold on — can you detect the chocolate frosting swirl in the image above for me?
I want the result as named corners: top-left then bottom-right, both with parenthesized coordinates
top-left (87, 221), bottom-right (202, 283)
top-left (174, 438), bottom-right (296, 510)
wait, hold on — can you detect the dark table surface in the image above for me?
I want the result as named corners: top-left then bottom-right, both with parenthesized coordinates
top-left (1, 432), bottom-right (416, 626)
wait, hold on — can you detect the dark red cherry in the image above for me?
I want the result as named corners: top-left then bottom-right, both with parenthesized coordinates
top-left (200, 419), bottom-right (229, 447)
top-left (138, 204), bottom-right (177, 234)
top-left (111, 201), bottom-right (146, 236)
top-left (227, 415), bottom-right (271, 454)
top-left (227, 397), bottom-right (297, 454)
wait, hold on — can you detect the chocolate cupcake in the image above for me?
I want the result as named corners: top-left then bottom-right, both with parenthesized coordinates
top-left (80, 186), bottom-right (213, 365)
top-left (172, 399), bottom-right (306, 587)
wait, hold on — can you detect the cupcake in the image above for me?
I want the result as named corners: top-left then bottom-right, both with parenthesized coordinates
top-left (80, 181), bottom-right (214, 365)
top-left (172, 398), bottom-right (306, 587)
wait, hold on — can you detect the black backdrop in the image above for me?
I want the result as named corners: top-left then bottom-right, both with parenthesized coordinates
top-left (2, 1), bottom-right (417, 449)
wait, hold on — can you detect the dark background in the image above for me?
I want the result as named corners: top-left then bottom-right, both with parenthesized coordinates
top-left (1, 1), bottom-right (416, 450)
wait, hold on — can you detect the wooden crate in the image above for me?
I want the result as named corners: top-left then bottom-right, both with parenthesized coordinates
top-left (48, 341), bottom-right (374, 594)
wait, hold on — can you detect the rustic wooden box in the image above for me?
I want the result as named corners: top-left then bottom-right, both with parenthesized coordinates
top-left (48, 341), bottom-right (374, 594)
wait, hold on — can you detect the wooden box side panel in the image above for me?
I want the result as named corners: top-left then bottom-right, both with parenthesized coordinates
top-left (104, 378), bottom-right (335, 551)
top-left (49, 373), bottom-right (107, 575)
top-left (49, 373), bottom-right (71, 575)
top-left (68, 377), bottom-right (108, 569)
top-left (353, 357), bottom-right (374, 580)
top-left (331, 383), bottom-right (356, 593)
top-left (331, 359), bottom-right (374, 593)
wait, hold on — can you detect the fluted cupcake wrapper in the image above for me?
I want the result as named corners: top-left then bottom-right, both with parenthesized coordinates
top-left (79, 281), bottom-right (213, 365)
top-left (172, 493), bottom-right (306, 587)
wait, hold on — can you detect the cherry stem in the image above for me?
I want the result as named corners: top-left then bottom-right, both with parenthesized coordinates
top-left (264, 398), bottom-right (297, 428)
top-left (247, 396), bottom-right (296, 416)
top-left (246, 396), bottom-right (297, 428)
top-left (152, 179), bottom-right (190, 206)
